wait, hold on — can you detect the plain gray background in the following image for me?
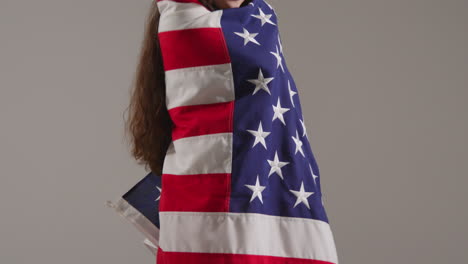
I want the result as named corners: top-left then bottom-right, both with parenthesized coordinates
top-left (1, 0), bottom-right (467, 263)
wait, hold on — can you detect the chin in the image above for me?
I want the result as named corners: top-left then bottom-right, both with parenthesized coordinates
top-left (228, 1), bottom-right (244, 8)
top-left (218, 0), bottom-right (244, 8)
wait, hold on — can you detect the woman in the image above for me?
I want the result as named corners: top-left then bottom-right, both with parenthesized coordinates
top-left (126, 0), bottom-right (339, 263)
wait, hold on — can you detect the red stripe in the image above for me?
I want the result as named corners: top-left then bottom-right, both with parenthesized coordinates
top-left (169, 101), bottom-right (234, 141)
top-left (159, 28), bottom-right (231, 71)
top-left (157, 247), bottom-right (336, 264)
top-left (159, 173), bottom-right (231, 212)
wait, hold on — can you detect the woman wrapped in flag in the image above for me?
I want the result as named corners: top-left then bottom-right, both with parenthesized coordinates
top-left (107, 0), bottom-right (339, 263)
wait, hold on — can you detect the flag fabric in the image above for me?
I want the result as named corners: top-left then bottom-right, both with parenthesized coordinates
top-left (106, 172), bottom-right (161, 256)
top-left (109, 0), bottom-right (339, 263)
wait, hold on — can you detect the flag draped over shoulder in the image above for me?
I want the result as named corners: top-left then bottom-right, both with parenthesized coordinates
top-left (108, 0), bottom-right (339, 263)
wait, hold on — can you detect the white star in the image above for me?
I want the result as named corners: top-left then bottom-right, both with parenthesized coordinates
top-left (288, 80), bottom-right (297, 107)
top-left (278, 34), bottom-right (283, 54)
top-left (299, 118), bottom-right (308, 139)
top-left (234, 28), bottom-right (261, 46)
top-left (267, 151), bottom-right (290, 180)
top-left (249, 2), bottom-right (254, 6)
top-left (309, 163), bottom-right (319, 185)
top-left (291, 130), bottom-right (305, 157)
top-left (155, 186), bottom-right (161, 201)
top-left (289, 181), bottom-right (314, 209)
top-left (246, 121), bottom-right (271, 149)
top-left (251, 7), bottom-right (276, 26)
top-left (270, 45), bottom-right (284, 72)
top-left (247, 68), bottom-right (274, 95)
top-left (272, 97), bottom-right (290, 125)
top-left (244, 175), bottom-right (266, 203)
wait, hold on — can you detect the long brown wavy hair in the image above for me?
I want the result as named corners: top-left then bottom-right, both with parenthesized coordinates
top-left (125, 0), bottom-right (250, 176)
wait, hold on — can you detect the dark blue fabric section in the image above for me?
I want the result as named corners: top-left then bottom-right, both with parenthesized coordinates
top-left (220, 0), bottom-right (329, 222)
top-left (122, 172), bottom-right (162, 229)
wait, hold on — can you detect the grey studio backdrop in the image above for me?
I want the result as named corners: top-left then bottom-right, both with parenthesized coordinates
top-left (1, 0), bottom-right (467, 263)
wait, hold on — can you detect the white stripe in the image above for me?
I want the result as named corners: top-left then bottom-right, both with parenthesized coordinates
top-left (165, 63), bottom-right (235, 110)
top-left (157, 1), bottom-right (222, 33)
top-left (159, 212), bottom-right (339, 264)
top-left (107, 198), bottom-right (160, 251)
top-left (162, 133), bottom-right (233, 175)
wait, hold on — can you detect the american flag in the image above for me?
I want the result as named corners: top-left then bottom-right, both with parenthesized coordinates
top-left (107, 172), bottom-right (162, 255)
top-left (108, 0), bottom-right (338, 263)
